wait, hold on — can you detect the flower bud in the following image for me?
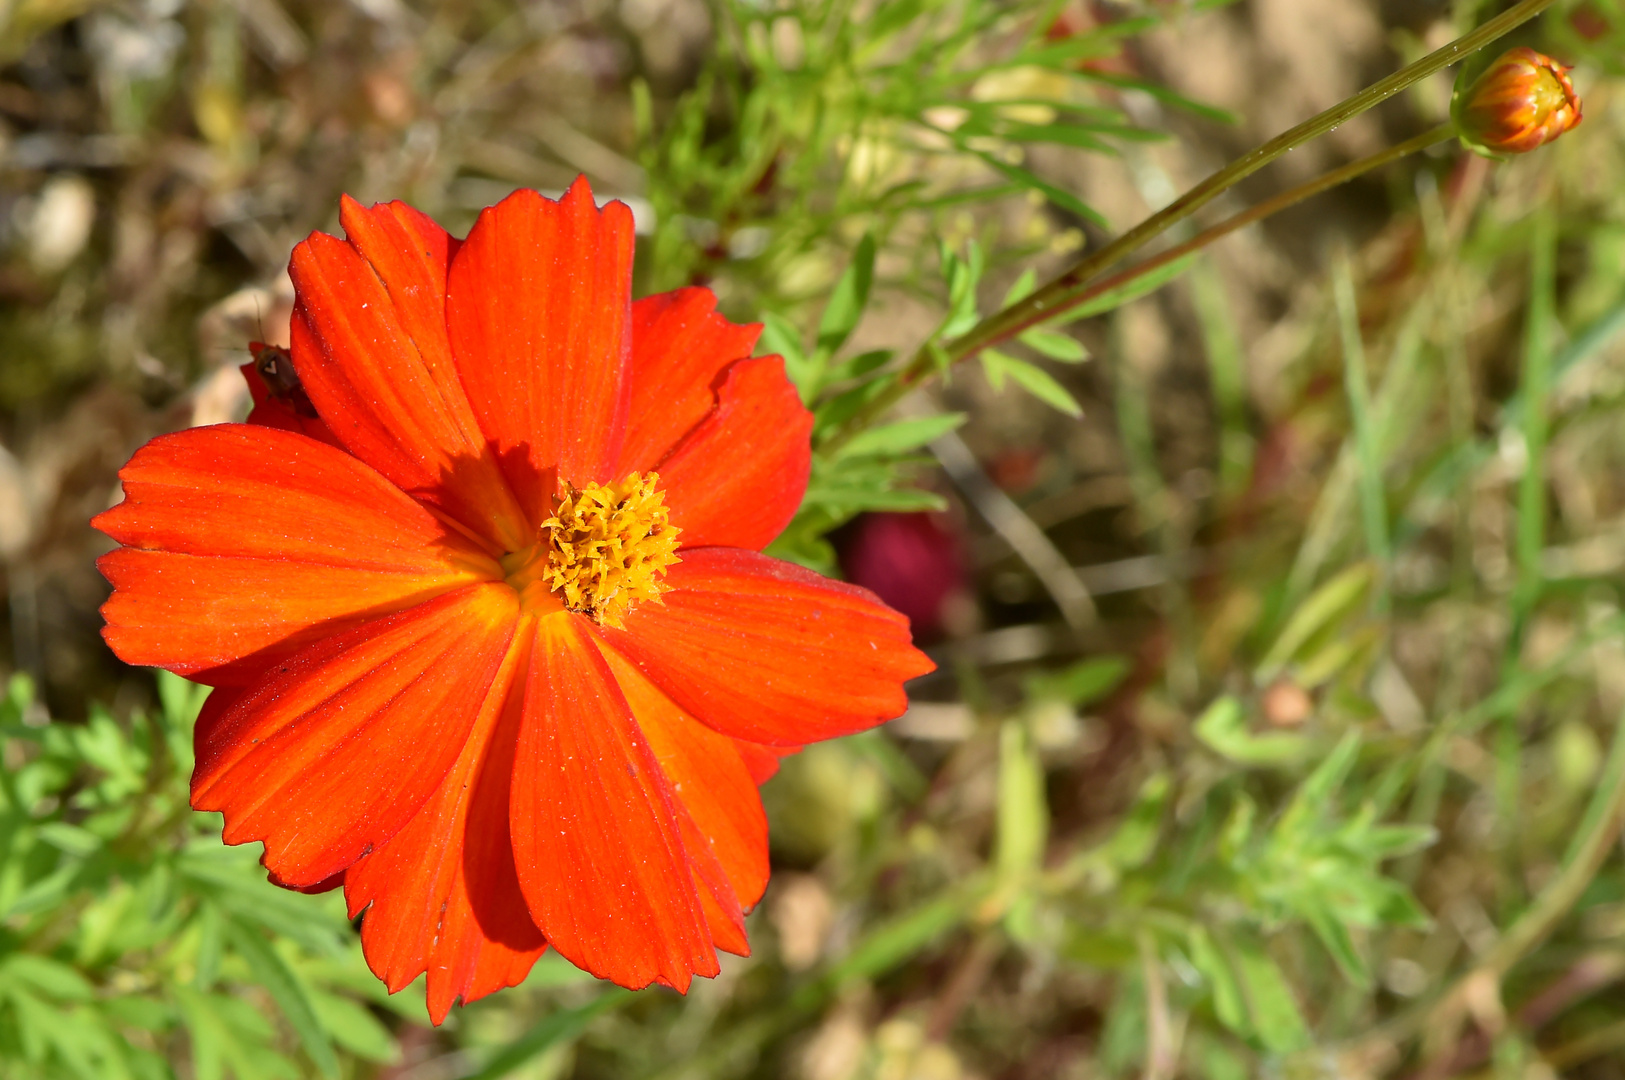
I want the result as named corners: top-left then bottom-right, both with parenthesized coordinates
top-left (1453, 47), bottom-right (1583, 156)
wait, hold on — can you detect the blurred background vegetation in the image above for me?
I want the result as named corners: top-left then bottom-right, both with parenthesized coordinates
top-left (3, 0), bottom-right (1625, 1076)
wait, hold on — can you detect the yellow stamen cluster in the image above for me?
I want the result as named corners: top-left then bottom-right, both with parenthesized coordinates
top-left (539, 472), bottom-right (681, 628)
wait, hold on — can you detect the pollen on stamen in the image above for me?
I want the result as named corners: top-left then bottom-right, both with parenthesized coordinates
top-left (538, 472), bottom-right (681, 629)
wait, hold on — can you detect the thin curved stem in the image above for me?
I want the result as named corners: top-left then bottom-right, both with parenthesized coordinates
top-left (819, 0), bottom-right (1558, 453)
top-left (943, 0), bottom-right (1554, 362)
top-left (823, 123), bottom-right (1454, 456)
top-left (1058, 123), bottom-right (1455, 332)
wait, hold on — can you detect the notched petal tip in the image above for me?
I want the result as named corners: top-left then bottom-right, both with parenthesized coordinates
top-left (560, 173), bottom-right (636, 230)
top-left (618, 287), bottom-right (765, 479)
top-left (448, 176), bottom-right (636, 498)
top-left (345, 621), bottom-right (548, 1023)
top-left (510, 614), bottom-right (719, 994)
top-left (191, 584), bottom-right (519, 888)
top-left (654, 354), bottom-right (813, 551)
top-left (335, 190), bottom-right (367, 223)
top-left (288, 202), bottom-right (532, 553)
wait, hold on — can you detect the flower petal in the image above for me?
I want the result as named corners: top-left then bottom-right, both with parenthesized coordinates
top-left (600, 548), bottom-right (934, 745)
top-left (192, 583), bottom-right (519, 887)
top-left (288, 197), bottom-right (530, 551)
top-left (345, 619), bottom-right (545, 1024)
top-left (733, 740), bottom-right (799, 785)
top-left (654, 356), bottom-right (811, 550)
top-left (240, 361), bottom-right (341, 448)
top-left (268, 869), bottom-right (345, 895)
top-left (447, 178), bottom-right (634, 504)
top-left (678, 811), bottom-right (750, 958)
top-left (600, 645), bottom-right (769, 917)
top-left (94, 424), bottom-right (493, 686)
top-left (193, 685), bottom-right (240, 751)
top-left (510, 613), bottom-right (716, 991)
top-left (615, 287), bottom-right (761, 475)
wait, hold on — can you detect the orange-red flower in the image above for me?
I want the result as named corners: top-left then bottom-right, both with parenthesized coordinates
top-left (93, 178), bottom-right (933, 1023)
top-left (1453, 47), bottom-right (1583, 156)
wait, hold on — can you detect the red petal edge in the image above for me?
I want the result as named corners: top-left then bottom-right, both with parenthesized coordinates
top-left (192, 583), bottom-right (519, 887)
top-left (600, 643), bottom-right (769, 941)
top-left (345, 618), bottom-right (546, 1024)
top-left (599, 548), bottom-right (935, 745)
top-left (509, 613), bottom-right (717, 992)
top-left (654, 355), bottom-right (811, 551)
top-left (94, 424), bottom-right (493, 686)
top-left (616, 286), bottom-right (762, 475)
top-left (287, 197), bottom-right (530, 552)
top-left (447, 177), bottom-right (635, 506)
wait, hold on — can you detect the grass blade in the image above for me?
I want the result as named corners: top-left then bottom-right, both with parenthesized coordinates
top-left (1333, 253), bottom-right (1390, 617)
top-left (470, 990), bottom-right (632, 1080)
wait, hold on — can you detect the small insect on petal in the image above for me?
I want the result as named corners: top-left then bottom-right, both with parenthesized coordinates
top-left (250, 341), bottom-right (320, 418)
top-left (1453, 47), bottom-right (1583, 157)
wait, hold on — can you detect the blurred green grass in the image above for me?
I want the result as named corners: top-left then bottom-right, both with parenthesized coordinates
top-left (3, 0), bottom-right (1625, 1078)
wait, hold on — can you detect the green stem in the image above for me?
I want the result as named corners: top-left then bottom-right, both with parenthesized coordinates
top-left (822, 0), bottom-right (1558, 449)
top-left (824, 122), bottom-right (1453, 455)
top-left (1511, 206), bottom-right (1558, 645)
top-left (1350, 697), bottom-right (1625, 1068)
top-left (1334, 253), bottom-right (1393, 618)
top-left (1048, 124), bottom-right (1455, 338)
top-left (948, 0), bottom-right (1552, 356)
top-left (1473, 698), bottom-right (1625, 985)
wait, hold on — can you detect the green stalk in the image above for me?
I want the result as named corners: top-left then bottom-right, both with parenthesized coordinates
top-left (1333, 254), bottom-right (1393, 618)
top-left (1189, 259), bottom-right (1251, 501)
top-left (1482, 696), bottom-right (1625, 977)
top-left (1512, 207), bottom-right (1558, 644)
top-left (1045, 124), bottom-right (1455, 347)
top-left (821, 0), bottom-right (1558, 450)
top-left (823, 122), bottom-right (1454, 455)
top-left (944, 0), bottom-right (1554, 357)
top-left (1497, 205), bottom-right (1558, 913)
top-left (1353, 696), bottom-right (1625, 1065)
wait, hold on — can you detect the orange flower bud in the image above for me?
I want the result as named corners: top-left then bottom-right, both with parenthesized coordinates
top-left (1453, 47), bottom-right (1583, 156)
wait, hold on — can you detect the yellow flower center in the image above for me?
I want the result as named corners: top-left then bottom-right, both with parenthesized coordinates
top-left (1529, 67), bottom-right (1575, 121)
top-left (503, 472), bottom-right (681, 628)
